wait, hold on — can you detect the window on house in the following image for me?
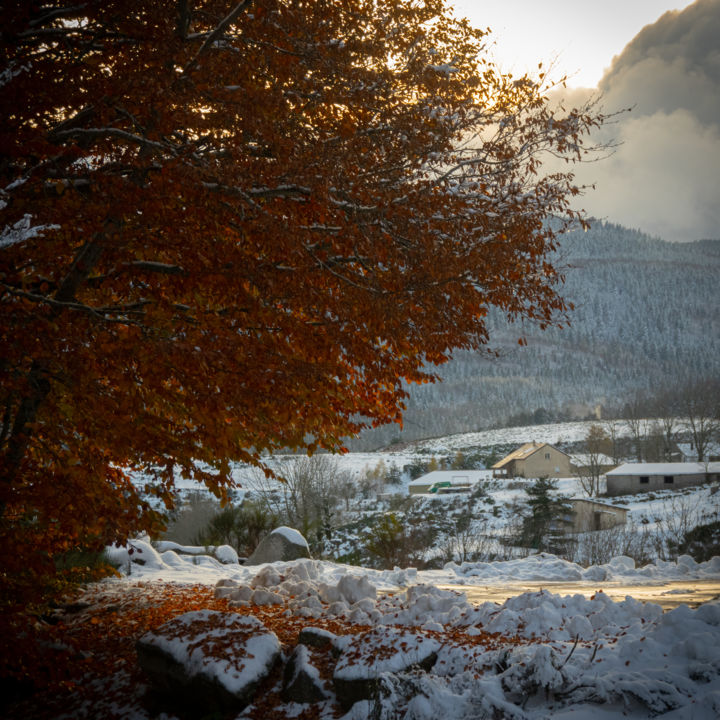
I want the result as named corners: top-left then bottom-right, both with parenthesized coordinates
top-left (545, 453), bottom-right (550, 459)
top-left (664, 476), bottom-right (674, 484)
top-left (639, 476), bottom-right (649, 484)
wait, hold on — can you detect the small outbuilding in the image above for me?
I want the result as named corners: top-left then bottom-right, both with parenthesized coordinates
top-left (606, 462), bottom-right (720, 496)
top-left (559, 498), bottom-right (629, 533)
top-left (492, 442), bottom-right (573, 479)
top-left (408, 470), bottom-right (489, 495)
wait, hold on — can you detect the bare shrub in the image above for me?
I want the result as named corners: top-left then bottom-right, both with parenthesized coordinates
top-left (439, 513), bottom-right (497, 564)
top-left (194, 499), bottom-right (279, 557)
top-left (565, 519), bottom-right (655, 567)
top-left (250, 454), bottom-right (353, 553)
top-left (652, 494), bottom-right (703, 560)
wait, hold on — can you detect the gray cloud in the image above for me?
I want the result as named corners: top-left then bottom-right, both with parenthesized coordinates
top-left (559, 0), bottom-right (720, 241)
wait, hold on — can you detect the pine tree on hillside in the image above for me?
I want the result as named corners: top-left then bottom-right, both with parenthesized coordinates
top-left (519, 478), bottom-right (572, 552)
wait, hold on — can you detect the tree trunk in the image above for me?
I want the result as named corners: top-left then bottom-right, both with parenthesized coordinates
top-left (2, 238), bottom-right (106, 490)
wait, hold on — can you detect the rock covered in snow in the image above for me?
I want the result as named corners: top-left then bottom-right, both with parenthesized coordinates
top-left (246, 526), bottom-right (310, 565)
top-left (105, 538), bottom-right (166, 569)
top-left (229, 585), bottom-right (254, 606)
top-left (107, 539), bottom-right (240, 574)
top-left (251, 588), bottom-right (284, 606)
top-left (214, 577), bottom-right (239, 598)
top-left (298, 626), bottom-right (339, 651)
top-left (281, 644), bottom-right (327, 703)
top-left (153, 540), bottom-right (239, 564)
top-left (337, 574), bottom-right (376, 604)
top-left (214, 544), bottom-right (239, 564)
top-left (333, 626), bottom-right (441, 710)
top-left (136, 610), bottom-right (280, 717)
top-left (250, 564), bottom-right (283, 588)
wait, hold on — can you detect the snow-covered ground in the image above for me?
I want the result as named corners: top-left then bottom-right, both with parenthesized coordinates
top-left (163, 417), bottom-right (720, 571)
top-left (98, 542), bottom-right (720, 719)
top-left (169, 419), bottom-right (621, 493)
top-left (96, 420), bottom-right (720, 718)
top-left (108, 538), bottom-right (720, 594)
top-left (404, 420), bottom-right (607, 454)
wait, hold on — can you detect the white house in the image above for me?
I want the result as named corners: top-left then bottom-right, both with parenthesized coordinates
top-left (606, 462), bottom-right (720, 496)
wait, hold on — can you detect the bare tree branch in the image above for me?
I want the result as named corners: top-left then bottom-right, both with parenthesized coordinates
top-left (182, 0), bottom-right (252, 75)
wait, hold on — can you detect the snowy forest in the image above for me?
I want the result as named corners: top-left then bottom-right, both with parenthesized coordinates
top-left (352, 221), bottom-right (720, 449)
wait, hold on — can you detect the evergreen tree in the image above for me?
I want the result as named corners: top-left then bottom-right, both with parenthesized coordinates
top-left (520, 478), bottom-right (572, 552)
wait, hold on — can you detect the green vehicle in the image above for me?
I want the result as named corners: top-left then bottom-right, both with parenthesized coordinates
top-left (428, 481), bottom-right (452, 494)
top-left (428, 481), bottom-right (471, 494)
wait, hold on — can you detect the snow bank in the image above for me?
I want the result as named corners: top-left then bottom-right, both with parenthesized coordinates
top-left (334, 591), bottom-right (720, 719)
top-left (98, 541), bottom-right (720, 719)
top-left (108, 538), bottom-right (720, 589)
top-left (441, 552), bottom-right (720, 584)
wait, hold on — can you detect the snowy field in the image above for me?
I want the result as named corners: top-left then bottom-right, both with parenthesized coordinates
top-left (92, 542), bottom-right (720, 720)
top-left (168, 419), bottom-right (614, 492)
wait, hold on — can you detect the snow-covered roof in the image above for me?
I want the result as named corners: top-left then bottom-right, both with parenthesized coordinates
top-left (677, 442), bottom-right (720, 461)
top-left (407, 469), bottom-right (488, 487)
top-left (570, 453), bottom-right (616, 467)
top-left (569, 497), bottom-right (629, 511)
top-left (607, 462), bottom-right (720, 477)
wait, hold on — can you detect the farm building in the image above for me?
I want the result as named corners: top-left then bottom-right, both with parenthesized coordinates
top-left (560, 498), bottom-right (629, 533)
top-left (606, 462), bottom-right (720, 496)
top-left (408, 470), bottom-right (488, 495)
top-left (492, 442), bottom-right (573, 479)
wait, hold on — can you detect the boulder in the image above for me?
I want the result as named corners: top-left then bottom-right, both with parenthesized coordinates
top-left (297, 626), bottom-right (339, 652)
top-left (136, 610), bottom-right (280, 719)
top-left (214, 544), bottom-right (239, 564)
top-left (246, 526), bottom-right (310, 565)
top-left (333, 627), bottom-right (440, 711)
top-left (251, 588), bottom-right (284, 606)
top-left (281, 644), bottom-right (327, 703)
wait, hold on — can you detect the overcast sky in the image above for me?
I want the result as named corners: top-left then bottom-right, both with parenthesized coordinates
top-left (450, 0), bottom-right (719, 242)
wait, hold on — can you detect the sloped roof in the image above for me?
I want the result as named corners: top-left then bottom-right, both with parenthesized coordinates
top-left (492, 442), bottom-right (568, 469)
top-left (606, 462), bottom-right (720, 477)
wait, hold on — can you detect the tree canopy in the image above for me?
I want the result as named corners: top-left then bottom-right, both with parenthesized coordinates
top-left (0, 0), bottom-right (604, 597)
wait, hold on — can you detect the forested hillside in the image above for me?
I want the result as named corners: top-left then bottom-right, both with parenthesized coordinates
top-left (351, 222), bottom-right (720, 449)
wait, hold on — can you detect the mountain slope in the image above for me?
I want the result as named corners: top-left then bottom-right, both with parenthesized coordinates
top-left (350, 222), bottom-right (720, 449)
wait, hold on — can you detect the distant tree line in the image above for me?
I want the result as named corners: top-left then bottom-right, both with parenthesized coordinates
top-left (606, 376), bottom-right (720, 463)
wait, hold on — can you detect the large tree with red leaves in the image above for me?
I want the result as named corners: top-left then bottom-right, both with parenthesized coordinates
top-left (0, 0), bottom-right (604, 598)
